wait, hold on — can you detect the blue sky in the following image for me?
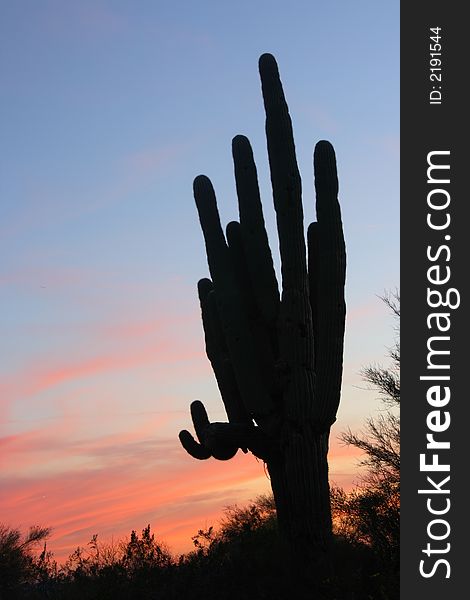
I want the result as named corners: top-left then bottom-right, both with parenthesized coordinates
top-left (0, 0), bottom-right (399, 558)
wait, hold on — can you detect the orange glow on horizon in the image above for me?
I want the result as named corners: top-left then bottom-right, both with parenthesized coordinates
top-left (1, 434), bottom-right (361, 563)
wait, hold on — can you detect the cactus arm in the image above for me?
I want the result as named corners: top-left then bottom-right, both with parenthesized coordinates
top-left (178, 403), bottom-right (212, 462)
top-left (259, 54), bottom-right (307, 291)
top-left (232, 135), bottom-right (280, 328)
top-left (307, 221), bottom-right (320, 360)
top-left (178, 430), bottom-right (212, 460)
top-left (197, 278), bottom-right (250, 426)
top-left (225, 221), bottom-right (258, 322)
top-left (203, 422), bottom-right (275, 461)
top-left (311, 141), bottom-right (346, 428)
top-left (179, 400), bottom-right (238, 461)
top-left (193, 175), bottom-right (275, 424)
top-left (259, 53), bottom-right (314, 423)
top-left (225, 220), bottom-right (278, 401)
top-left (179, 401), bottom-right (274, 461)
top-left (192, 176), bottom-right (231, 289)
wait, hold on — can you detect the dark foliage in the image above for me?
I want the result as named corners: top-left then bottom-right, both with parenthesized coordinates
top-left (331, 291), bottom-right (400, 599)
top-left (0, 524), bottom-right (52, 599)
top-left (1, 494), bottom-right (395, 600)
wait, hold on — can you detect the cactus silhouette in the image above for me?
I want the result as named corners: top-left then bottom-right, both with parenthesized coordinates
top-left (179, 54), bottom-right (346, 574)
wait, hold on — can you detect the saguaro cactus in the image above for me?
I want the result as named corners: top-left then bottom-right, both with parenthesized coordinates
top-left (179, 54), bottom-right (346, 574)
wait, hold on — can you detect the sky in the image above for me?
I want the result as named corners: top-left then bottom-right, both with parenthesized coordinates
top-left (0, 1), bottom-right (399, 561)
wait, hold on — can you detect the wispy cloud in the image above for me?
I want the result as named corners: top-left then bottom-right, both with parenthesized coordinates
top-left (0, 339), bottom-right (203, 409)
top-left (299, 101), bottom-right (340, 135)
top-left (345, 298), bottom-right (383, 325)
top-left (39, 1), bottom-right (127, 38)
top-left (123, 143), bottom-right (191, 176)
top-left (0, 412), bottom-right (361, 559)
top-left (0, 274), bottom-right (205, 417)
top-left (0, 428), bottom-right (268, 560)
top-left (0, 137), bottom-right (190, 243)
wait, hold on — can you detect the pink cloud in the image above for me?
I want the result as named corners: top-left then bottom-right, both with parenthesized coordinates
top-left (0, 135), bottom-right (190, 242)
top-left (0, 312), bottom-right (206, 410)
top-left (0, 266), bottom-right (90, 288)
top-left (0, 431), bottom-right (269, 561)
top-left (0, 415), bottom-right (361, 562)
top-left (124, 143), bottom-right (191, 175)
top-left (366, 134), bottom-right (400, 158)
top-left (73, 3), bottom-right (126, 33)
top-left (40, 1), bottom-right (127, 38)
top-left (0, 413), bottom-right (174, 472)
top-left (299, 101), bottom-right (340, 134)
top-left (345, 299), bottom-right (382, 325)
top-left (1, 277), bottom-right (362, 565)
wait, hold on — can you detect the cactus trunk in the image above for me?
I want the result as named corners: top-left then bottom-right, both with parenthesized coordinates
top-left (268, 431), bottom-right (332, 576)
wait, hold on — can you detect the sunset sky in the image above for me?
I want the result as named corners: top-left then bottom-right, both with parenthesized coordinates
top-left (1, 1), bottom-right (399, 561)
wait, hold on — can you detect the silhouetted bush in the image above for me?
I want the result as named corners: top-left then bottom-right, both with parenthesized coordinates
top-left (331, 291), bottom-right (400, 599)
top-left (0, 524), bottom-right (52, 599)
top-left (1, 493), bottom-right (397, 600)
